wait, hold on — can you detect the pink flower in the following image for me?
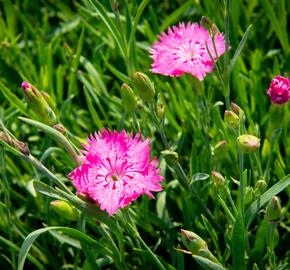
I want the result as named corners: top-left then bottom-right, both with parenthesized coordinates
top-left (69, 130), bottom-right (163, 215)
top-left (150, 22), bottom-right (226, 80)
top-left (267, 75), bottom-right (290, 105)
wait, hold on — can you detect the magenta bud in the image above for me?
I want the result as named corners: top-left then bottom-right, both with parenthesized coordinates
top-left (267, 75), bottom-right (290, 105)
top-left (21, 81), bottom-right (31, 91)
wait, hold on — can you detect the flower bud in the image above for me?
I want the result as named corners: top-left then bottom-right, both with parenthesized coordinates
top-left (41, 91), bottom-right (56, 111)
top-left (265, 196), bottom-right (282, 222)
top-left (254, 179), bottom-right (267, 194)
top-left (21, 81), bottom-right (57, 126)
top-left (180, 229), bottom-right (207, 253)
top-left (213, 140), bottom-right (227, 158)
top-left (53, 124), bottom-right (66, 134)
top-left (0, 131), bottom-right (30, 155)
top-left (181, 229), bottom-right (219, 263)
top-left (267, 75), bottom-right (290, 105)
top-left (14, 140), bottom-right (30, 155)
top-left (156, 94), bottom-right (165, 119)
top-left (224, 110), bottom-right (239, 129)
top-left (121, 83), bottom-right (137, 112)
top-left (0, 131), bottom-right (12, 145)
top-left (50, 200), bottom-right (80, 221)
top-left (132, 72), bottom-right (155, 101)
top-left (237, 134), bottom-right (260, 153)
top-left (231, 102), bottom-right (242, 116)
top-left (211, 171), bottom-right (225, 187)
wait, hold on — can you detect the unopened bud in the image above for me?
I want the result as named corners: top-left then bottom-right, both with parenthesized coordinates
top-left (201, 16), bottom-right (219, 34)
top-left (41, 91), bottom-right (56, 111)
top-left (21, 81), bottom-right (57, 126)
top-left (121, 83), bottom-right (137, 112)
top-left (231, 102), bottom-right (241, 116)
top-left (0, 131), bottom-right (12, 145)
top-left (265, 196), bottom-right (282, 222)
top-left (211, 171), bottom-right (225, 187)
top-left (50, 200), bottom-right (80, 221)
top-left (237, 134), bottom-right (260, 153)
top-left (53, 124), bottom-right (66, 134)
top-left (181, 229), bottom-right (219, 263)
top-left (14, 140), bottom-right (30, 155)
top-left (132, 72), bottom-right (155, 101)
top-left (181, 229), bottom-right (207, 253)
top-left (0, 131), bottom-right (30, 155)
top-left (156, 94), bottom-right (165, 119)
top-left (254, 179), bottom-right (267, 194)
top-left (224, 110), bottom-right (239, 129)
top-left (213, 140), bottom-right (227, 158)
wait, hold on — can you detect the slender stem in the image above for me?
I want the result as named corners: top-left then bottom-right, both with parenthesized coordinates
top-left (253, 152), bottom-right (263, 178)
top-left (148, 101), bottom-right (219, 228)
top-left (25, 154), bottom-right (72, 194)
top-left (239, 150), bottom-right (245, 215)
top-left (263, 128), bottom-right (282, 183)
top-left (223, 186), bottom-right (238, 217)
top-left (79, 214), bottom-right (100, 270)
top-left (137, 235), bottom-right (166, 270)
top-left (217, 194), bottom-right (235, 223)
top-left (267, 222), bottom-right (276, 268)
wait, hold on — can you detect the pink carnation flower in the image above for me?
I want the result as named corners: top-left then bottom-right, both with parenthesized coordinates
top-left (150, 22), bottom-right (226, 80)
top-left (69, 130), bottom-right (163, 215)
top-left (267, 75), bottom-right (290, 105)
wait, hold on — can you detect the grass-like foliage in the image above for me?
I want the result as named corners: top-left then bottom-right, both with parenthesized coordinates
top-left (0, 0), bottom-right (289, 269)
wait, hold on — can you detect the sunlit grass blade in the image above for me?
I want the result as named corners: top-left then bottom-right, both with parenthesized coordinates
top-left (227, 24), bottom-right (252, 76)
top-left (245, 174), bottom-right (290, 229)
top-left (17, 226), bottom-right (113, 270)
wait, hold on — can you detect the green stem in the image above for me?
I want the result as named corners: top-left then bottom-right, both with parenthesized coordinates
top-left (217, 194), bottom-right (235, 223)
top-left (263, 128), bottom-right (282, 183)
top-left (223, 186), bottom-right (238, 217)
top-left (239, 150), bottom-right (245, 215)
top-left (137, 235), bottom-right (166, 270)
top-left (253, 152), bottom-right (263, 178)
top-left (148, 102), bottom-right (218, 229)
top-left (79, 214), bottom-right (100, 270)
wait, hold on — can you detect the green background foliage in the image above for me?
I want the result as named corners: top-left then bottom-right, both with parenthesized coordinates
top-left (0, 0), bottom-right (289, 269)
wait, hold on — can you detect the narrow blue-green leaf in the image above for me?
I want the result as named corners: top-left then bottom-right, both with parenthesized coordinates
top-left (228, 25), bottom-right (252, 76)
top-left (201, 215), bottom-right (219, 257)
top-left (192, 255), bottom-right (226, 270)
top-left (190, 173), bottom-right (209, 184)
top-left (0, 236), bottom-right (44, 270)
top-left (245, 174), bottom-right (290, 228)
top-left (128, 0), bottom-right (150, 71)
top-left (232, 214), bottom-right (245, 270)
top-left (17, 226), bottom-right (113, 270)
top-left (86, 0), bottom-right (126, 57)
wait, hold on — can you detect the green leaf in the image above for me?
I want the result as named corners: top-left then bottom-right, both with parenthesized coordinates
top-left (201, 215), bottom-right (220, 258)
top-left (245, 174), bottom-right (290, 228)
top-left (160, 1), bottom-right (192, 32)
top-left (228, 25), bottom-right (252, 76)
top-left (261, 0), bottom-right (288, 53)
top-left (190, 173), bottom-right (209, 184)
top-left (192, 255), bottom-right (226, 270)
top-left (128, 0), bottom-right (150, 72)
top-left (232, 214), bottom-right (245, 270)
top-left (17, 226), bottom-right (113, 270)
top-left (18, 117), bottom-right (80, 165)
top-left (86, 0), bottom-right (126, 57)
top-left (0, 81), bottom-right (33, 118)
